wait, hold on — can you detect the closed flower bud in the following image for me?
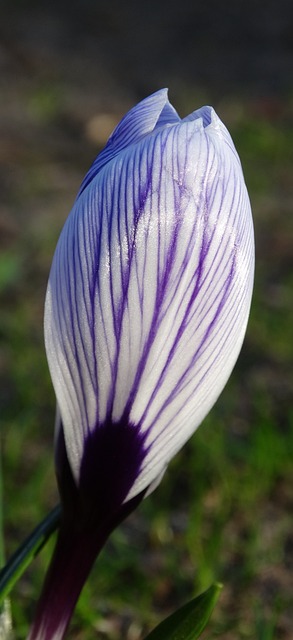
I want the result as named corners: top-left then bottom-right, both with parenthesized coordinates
top-left (30, 89), bottom-right (254, 640)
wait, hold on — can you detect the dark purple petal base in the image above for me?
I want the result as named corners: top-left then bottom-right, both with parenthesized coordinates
top-left (29, 419), bottom-right (148, 639)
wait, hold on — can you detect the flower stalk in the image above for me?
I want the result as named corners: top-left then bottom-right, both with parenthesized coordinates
top-left (28, 524), bottom-right (106, 640)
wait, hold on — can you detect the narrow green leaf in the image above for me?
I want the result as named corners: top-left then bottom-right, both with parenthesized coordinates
top-left (145, 583), bottom-right (222, 640)
top-left (0, 505), bottom-right (61, 605)
top-left (1, 438), bottom-right (13, 636)
top-left (0, 441), bottom-right (5, 569)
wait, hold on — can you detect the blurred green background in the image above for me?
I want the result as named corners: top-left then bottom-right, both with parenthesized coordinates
top-left (0, 1), bottom-right (292, 638)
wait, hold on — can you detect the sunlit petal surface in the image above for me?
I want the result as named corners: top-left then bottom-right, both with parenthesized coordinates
top-left (77, 89), bottom-right (177, 197)
top-left (45, 92), bottom-right (254, 504)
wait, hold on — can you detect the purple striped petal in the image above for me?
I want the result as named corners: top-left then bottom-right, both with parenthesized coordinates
top-left (77, 88), bottom-right (176, 197)
top-left (44, 92), bottom-right (254, 509)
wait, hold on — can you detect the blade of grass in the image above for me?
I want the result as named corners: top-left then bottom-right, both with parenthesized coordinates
top-left (0, 444), bottom-right (5, 570)
top-left (0, 440), bottom-right (13, 638)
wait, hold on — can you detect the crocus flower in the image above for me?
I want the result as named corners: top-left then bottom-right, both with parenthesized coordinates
top-left (29, 89), bottom-right (254, 639)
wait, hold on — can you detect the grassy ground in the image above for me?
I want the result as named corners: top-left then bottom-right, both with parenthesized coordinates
top-left (1, 8), bottom-right (293, 637)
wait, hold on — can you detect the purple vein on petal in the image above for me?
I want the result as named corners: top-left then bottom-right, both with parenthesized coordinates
top-left (108, 124), bottom-right (204, 416)
top-left (124, 129), bottom-right (209, 414)
top-left (65, 212), bottom-right (94, 434)
top-left (53, 238), bottom-right (87, 418)
top-left (139, 270), bottom-right (239, 470)
top-left (118, 180), bottom-right (185, 412)
top-left (143, 264), bottom-right (250, 472)
top-left (143, 247), bottom-right (251, 470)
top-left (137, 251), bottom-right (235, 437)
top-left (102, 134), bottom-right (160, 418)
top-left (133, 158), bottom-right (249, 443)
top-left (77, 90), bottom-right (170, 197)
top-left (72, 215), bottom-right (95, 393)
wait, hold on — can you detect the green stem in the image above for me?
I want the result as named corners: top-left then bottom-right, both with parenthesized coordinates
top-left (0, 505), bottom-right (61, 605)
